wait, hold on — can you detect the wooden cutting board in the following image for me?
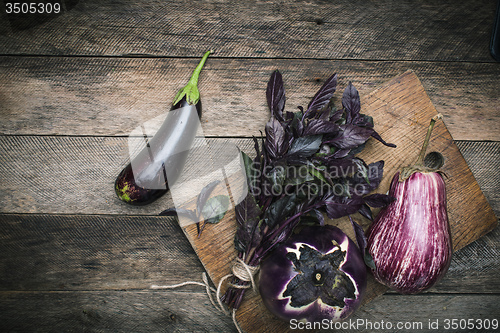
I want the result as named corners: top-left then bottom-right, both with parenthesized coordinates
top-left (180, 71), bottom-right (498, 333)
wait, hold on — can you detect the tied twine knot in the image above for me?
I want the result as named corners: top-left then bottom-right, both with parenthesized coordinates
top-left (151, 257), bottom-right (259, 333)
top-left (219, 257), bottom-right (260, 293)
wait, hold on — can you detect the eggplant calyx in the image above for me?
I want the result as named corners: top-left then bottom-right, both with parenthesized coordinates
top-left (173, 50), bottom-right (212, 106)
top-left (313, 270), bottom-right (326, 286)
top-left (399, 114), bottom-right (443, 182)
top-left (283, 244), bottom-right (356, 308)
top-left (399, 165), bottom-right (437, 182)
top-left (116, 182), bottom-right (132, 202)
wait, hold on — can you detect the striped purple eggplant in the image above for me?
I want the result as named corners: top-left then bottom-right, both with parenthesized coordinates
top-left (366, 115), bottom-right (452, 294)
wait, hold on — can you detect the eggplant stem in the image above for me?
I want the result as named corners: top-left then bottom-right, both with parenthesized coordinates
top-left (415, 114), bottom-right (443, 166)
top-left (399, 114), bottom-right (443, 181)
top-left (188, 50), bottom-right (212, 86)
top-left (173, 50), bottom-right (213, 106)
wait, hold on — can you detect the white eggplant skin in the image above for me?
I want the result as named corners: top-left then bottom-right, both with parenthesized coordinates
top-left (367, 171), bottom-right (452, 294)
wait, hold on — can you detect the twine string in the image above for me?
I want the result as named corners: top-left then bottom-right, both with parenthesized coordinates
top-left (151, 258), bottom-right (259, 333)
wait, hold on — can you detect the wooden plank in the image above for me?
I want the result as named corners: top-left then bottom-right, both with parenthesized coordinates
top-left (0, 290), bottom-right (237, 333)
top-left (0, 214), bottom-right (205, 291)
top-left (0, 292), bottom-right (498, 333)
top-left (0, 136), bottom-right (498, 217)
top-left (181, 71), bottom-right (498, 333)
top-left (1, 57), bottom-right (499, 140)
top-left (350, 294), bottom-right (500, 332)
top-left (0, 214), bottom-right (498, 293)
top-left (0, 136), bottom-right (251, 215)
top-left (0, 0), bottom-right (496, 62)
top-left (456, 141), bottom-right (500, 218)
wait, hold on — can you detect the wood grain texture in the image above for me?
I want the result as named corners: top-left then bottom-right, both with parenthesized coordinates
top-left (0, 137), bottom-right (254, 214)
top-left (0, 214), bottom-right (498, 293)
top-left (1, 57), bottom-right (499, 140)
top-left (0, 291), bottom-right (498, 333)
top-left (0, 290), bottom-right (237, 332)
top-left (1, 0), bottom-right (498, 332)
top-left (0, 136), bottom-right (498, 218)
top-left (0, 0), bottom-right (496, 62)
top-left (0, 214), bottom-right (204, 291)
top-left (455, 141), bottom-right (500, 217)
top-left (181, 71), bottom-right (498, 333)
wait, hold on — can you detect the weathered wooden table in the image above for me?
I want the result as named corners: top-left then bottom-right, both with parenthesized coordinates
top-left (1, 1), bottom-right (499, 332)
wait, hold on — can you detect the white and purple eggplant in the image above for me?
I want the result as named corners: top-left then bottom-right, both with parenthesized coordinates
top-left (115, 51), bottom-right (211, 205)
top-left (367, 114), bottom-right (452, 294)
top-left (259, 225), bottom-right (367, 323)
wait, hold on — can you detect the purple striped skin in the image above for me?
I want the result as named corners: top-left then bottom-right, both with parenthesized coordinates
top-left (367, 171), bottom-right (452, 294)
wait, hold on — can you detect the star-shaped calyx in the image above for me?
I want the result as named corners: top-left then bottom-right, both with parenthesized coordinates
top-left (283, 244), bottom-right (356, 309)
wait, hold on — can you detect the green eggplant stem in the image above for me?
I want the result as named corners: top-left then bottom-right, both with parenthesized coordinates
top-left (173, 50), bottom-right (213, 106)
top-left (415, 113), bottom-right (443, 166)
top-left (399, 113), bottom-right (443, 181)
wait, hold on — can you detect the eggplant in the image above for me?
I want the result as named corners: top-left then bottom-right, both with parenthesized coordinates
top-left (259, 225), bottom-right (367, 323)
top-left (367, 114), bottom-right (452, 294)
top-left (115, 51), bottom-right (211, 205)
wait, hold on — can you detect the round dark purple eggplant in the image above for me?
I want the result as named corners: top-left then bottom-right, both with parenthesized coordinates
top-left (259, 225), bottom-right (367, 323)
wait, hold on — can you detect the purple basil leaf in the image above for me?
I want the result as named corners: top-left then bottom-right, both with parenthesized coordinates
top-left (319, 104), bottom-right (332, 120)
top-left (266, 70), bottom-right (286, 121)
top-left (201, 195), bottom-right (230, 224)
top-left (252, 136), bottom-right (261, 159)
top-left (269, 165), bottom-right (286, 191)
top-left (342, 82), bottom-right (361, 122)
top-left (303, 119), bottom-right (339, 136)
top-left (354, 114), bottom-right (374, 128)
top-left (235, 194), bottom-right (262, 252)
top-left (284, 154), bottom-right (309, 166)
top-left (330, 106), bottom-right (343, 123)
top-left (358, 203), bottom-right (373, 221)
top-left (236, 219), bottom-right (262, 252)
top-left (366, 160), bottom-right (385, 190)
top-left (363, 193), bottom-right (395, 208)
top-left (264, 194), bottom-right (297, 229)
top-left (196, 180), bottom-right (221, 218)
top-left (347, 160), bottom-right (385, 196)
top-left (371, 130), bottom-right (397, 148)
top-left (305, 74), bottom-right (337, 117)
top-left (265, 116), bottom-right (285, 159)
top-left (295, 118), bottom-right (304, 137)
top-left (235, 195), bottom-right (262, 252)
top-left (323, 195), bottom-right (363, 219)
top-left (346, 142), bottom-right (366, 158)
top-left (287, 135), bottom-right (322, 157)
top-left (234, 232), bottom-right (247, 253)
top-left (159, 207), bottom-right (198, 222)
top-left (349, 216), bottom-right (375, 269)
top-left (327, 124), bottom-right (373, 149)
top-left (241, 150), bottom-right (255, 180)
top-left (330, 148), bottom-right (351, 159)
top-left (235, 193), bottom-right (262, 227)
top-left (364, 250), bottom-right (376, 270)
top-left (311, 209), bottom-right (325, 226)
top-left (349, 216), bottom-right (366, 251)
top-left (323, 157), bottom-right (364, 179)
